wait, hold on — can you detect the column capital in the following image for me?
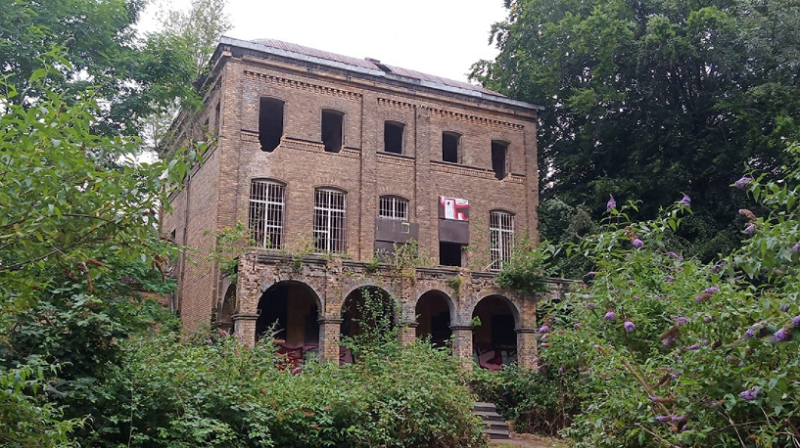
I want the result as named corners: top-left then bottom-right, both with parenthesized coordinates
top-left (515, 328), bottom-right (537, 334)
top-left (232, 313), bottom-right (259, 321)
top-left (399, 321), bottom-right (419, 328)
top-left (449, 324), bottom-right (474, 331)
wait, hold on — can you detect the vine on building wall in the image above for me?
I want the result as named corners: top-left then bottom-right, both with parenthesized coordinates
top-left (204, 221), bottom-right (253, 282)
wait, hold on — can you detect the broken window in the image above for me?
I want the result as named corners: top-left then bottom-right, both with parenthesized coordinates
top-left (379, 195), bottom-right (408, 221)
top-left (384, 121), bottom-right (404, 154)
top-left (489, 211), bottom-right (514, 269)
top-left (314, 188), bottom-right (346, 252)
top-left (259, 98), bottom-right (284, 152)
top-left (491, 140), bottom-right (509, 179)
top-left (249, 179), bottom-right (286, 249)
top-left (439, 242), bottom-right (463, 267)
top-left (442, 132), bottom-right (461, 163)
top-left (321, 110), bottom-right (344, 153)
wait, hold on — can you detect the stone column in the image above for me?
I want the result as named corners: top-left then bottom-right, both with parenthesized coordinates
top-left (318, 318), bottom-right (343, 363)
top-left (450, 325), bottom-right (474, 372)
top-left (516, 328), bottom-right (538, 370)
top-left (399, 322), bottom-right (418, 346)
top-left (233, 313), bottom-right (259, 346)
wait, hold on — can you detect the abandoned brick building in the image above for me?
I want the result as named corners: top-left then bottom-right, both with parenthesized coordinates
top-left (161, 36), bottom-right (566, 370)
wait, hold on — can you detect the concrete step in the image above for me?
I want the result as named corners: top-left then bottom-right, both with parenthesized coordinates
top-left (473, 401), bottom-right (509, 440)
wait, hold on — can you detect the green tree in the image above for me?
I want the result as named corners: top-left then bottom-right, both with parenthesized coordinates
top-left (473, 0), bottom-right (800, 260)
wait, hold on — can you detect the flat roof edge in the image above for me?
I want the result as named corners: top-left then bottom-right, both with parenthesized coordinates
top-left (218, 36), bottom-right (544, 112)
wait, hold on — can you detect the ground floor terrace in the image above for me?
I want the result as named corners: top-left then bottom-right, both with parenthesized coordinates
top-left (216, 253), bottom-right (570, 370)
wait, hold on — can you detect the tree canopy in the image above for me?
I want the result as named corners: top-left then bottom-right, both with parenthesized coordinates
top-left (473, 0), bottom-right (800, 259)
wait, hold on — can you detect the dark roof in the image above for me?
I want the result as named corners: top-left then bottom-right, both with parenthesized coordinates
top-left (250, 38), bottom-right (502, 97)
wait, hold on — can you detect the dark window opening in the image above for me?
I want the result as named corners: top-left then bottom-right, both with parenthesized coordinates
top-left (322, 110), bottom-right (344, 153)
top-left (259, 98), bottom-right (284, 152)
top-left (491, 141), bottom-right (508, 179)
top-left (214, 101), bottom-right (221, 135)
top-left (384, 121), bottom-right (404, 154)
top-left (439, 242), bottom-right (463, 267)
top-left (442, 132), bottom-right (460, 163)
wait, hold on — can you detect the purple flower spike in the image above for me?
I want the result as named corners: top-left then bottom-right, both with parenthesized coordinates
top-left (735, 176), bottom-right (753, 189)
top-left (792, 242), bottom-right (800, 253)
top-left (780, 303), bottom-right (789, 313)
top-left (704, 286), bottom-right (720, 294)
top-left (711, 261), bottom-right (727, 273)
top-left (774, 327), bottom-right (791, 343)
top-left (703, 316), bottom-right (712, 323)
top-left (624, 321), bottom-right (636, 332)
top-left (539, 325), bottom-right (550, 334)
top-left (675, 317), bottom-right (690, 326)
top-left (632, 238), bottom-right (644, 249)
top-left (607, 195), bottom-right (616, 211)
top-left (685, 344), bottom-right (701, 351)
top-left (745, 224), bottom-right (756, 235)
top-left (604, 311), bottom-right (617, 321)
top-left (672, 415), bottom-right (687, 422)
top-left (592, 344), bottom-right (602, 350)
top-left (655, 415), bottom-right (671, 423)
top-left (745, 328), bottom-right (755, 339)
top-left (679, 195), bottom-right (691, 206)
top-left (701, 339), bottom-right (710, 346)
top-left (740, 387), bottom-right (761, 401)
top-left (793, 315), bottom-right (800, 328)
top-left (649, 396), bottom-right (664, 403)
top-left (665, 275), bottom-right (675, 282)
top-left (573, 323), bottom-right (583, 329)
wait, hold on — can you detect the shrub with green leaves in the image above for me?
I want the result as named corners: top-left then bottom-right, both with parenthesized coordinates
top-left (520, 144), bottom-right (800, 446)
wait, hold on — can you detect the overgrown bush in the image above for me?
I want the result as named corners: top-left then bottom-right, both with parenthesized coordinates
top-left (491, 143), bottom-right (800, 446)
top-left (79, 331), bottom-right (484, 448)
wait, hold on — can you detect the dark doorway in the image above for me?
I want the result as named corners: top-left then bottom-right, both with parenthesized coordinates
top-left (259, 98), bottom-right (284, 152)
top-left (491, 141), bottom-right (508, 179)
top-left (439, 242), bottom-right (462, 267)
top-left (415, 291), bottom-right (453, 346)
top-left (384, 121), bottom-right (404, 154)
top-left (442, 132), bottom-right (460, 163)
top-left (472, 295), bottom-right (518, 369)
top-left (322, 110), bottom-right (344, 152)
top-left (256, 282), bottom-right (320, 347)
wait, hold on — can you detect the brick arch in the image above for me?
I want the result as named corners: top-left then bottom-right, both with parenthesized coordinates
top-left (412, 289), bottom-right (456, 318)
top-left (469, 289), bottom-right (522, 328)
top-left (260, 279), bottom-right (324, 314)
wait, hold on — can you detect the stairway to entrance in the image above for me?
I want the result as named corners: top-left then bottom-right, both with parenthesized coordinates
top-left (474, 402), bottom-right (510, 440)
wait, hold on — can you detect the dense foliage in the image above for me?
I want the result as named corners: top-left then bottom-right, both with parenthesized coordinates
top-left (474, 0), bottom-right (800, 260)
top-left (81, 332), bottom-right (484, 448)
top-left (481, 143), bottom-right (800, 446)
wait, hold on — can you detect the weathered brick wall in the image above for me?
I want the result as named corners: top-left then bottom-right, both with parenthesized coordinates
top-left (166, 46), bottom-right (540, 331)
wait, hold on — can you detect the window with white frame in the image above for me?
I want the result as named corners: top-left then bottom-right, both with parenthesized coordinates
top-left (248, 180), bottom-right (285, 249)
top-left (489, 211), bottom-right (515, 269)
top-left (314, 188), bottom-right (346, 252)
top-left (379, 195), bottom-right (408, 221)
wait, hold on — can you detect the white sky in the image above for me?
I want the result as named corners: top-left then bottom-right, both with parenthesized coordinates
top-left (139, 0), bottom-right (509, 83)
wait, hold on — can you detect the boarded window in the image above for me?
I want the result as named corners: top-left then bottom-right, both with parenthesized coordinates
top-left (379, 196), bottom-right (408, 221)
top-left (314, 189), bottom-right (346, 252)
top-left (442, 132), bottom-right (461, 163)
top-left (249, 180), bottom-right (286, 249)
top-left (321, 110), bottom-right (344, 153)
top-left (489, 211), bottom-right (514, 269)
top-left (384, 121), bottom-right (404, 154)
top-left (491, 141), bottom-right (508, 179)
top-left (259, 98), bottom-right (284, 152)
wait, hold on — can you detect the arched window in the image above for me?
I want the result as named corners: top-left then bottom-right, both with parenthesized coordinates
top-left (379, 195), bottom-right (409, 221)
top-left (489, 211), bottom-right (515, 269)
top-left (314, 188), bottom-right (346, 252)
top-left (249, 179), bottom-right (286, 249)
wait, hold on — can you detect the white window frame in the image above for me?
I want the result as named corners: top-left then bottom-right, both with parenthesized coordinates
top-left (489, 211), bottom-right (515, 270)
top-left (249, 179), bottom-right (286, 249)
top-left (379, 195), bottom-right (409, 221)
top-left (314, 188), bottom-right (346, 253)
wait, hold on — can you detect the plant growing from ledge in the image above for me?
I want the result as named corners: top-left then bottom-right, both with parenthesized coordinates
top-left (495, 239), bottom-right (553, 295)
top-left (446, 277), bottom-right (462, 298)
top-left (205, 221), bottom-right (253, 281)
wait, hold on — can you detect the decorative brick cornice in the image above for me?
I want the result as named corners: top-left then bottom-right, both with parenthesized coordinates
top-left (423, 105), bottom-right (524, 131)
top-left (377, 97), bottom-right (414, 110)
top-left (515, 328), bottom-right (538, 334)
top-left (431, 161), bottom-right (526, 183)
top-left (232, 313), bottom-right (260, 321)
top-left (244, 70), bottom-right (362, 101)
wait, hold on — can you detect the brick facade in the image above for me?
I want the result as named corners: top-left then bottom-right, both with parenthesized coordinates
top-left (161, 37), bottom-right (562, 369)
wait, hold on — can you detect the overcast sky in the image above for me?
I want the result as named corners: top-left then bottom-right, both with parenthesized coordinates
top-left (139, 0), bottom-right (509, 83)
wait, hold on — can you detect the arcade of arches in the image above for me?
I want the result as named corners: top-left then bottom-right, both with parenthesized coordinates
top-left (225, 255), bottom-right (562, 370)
